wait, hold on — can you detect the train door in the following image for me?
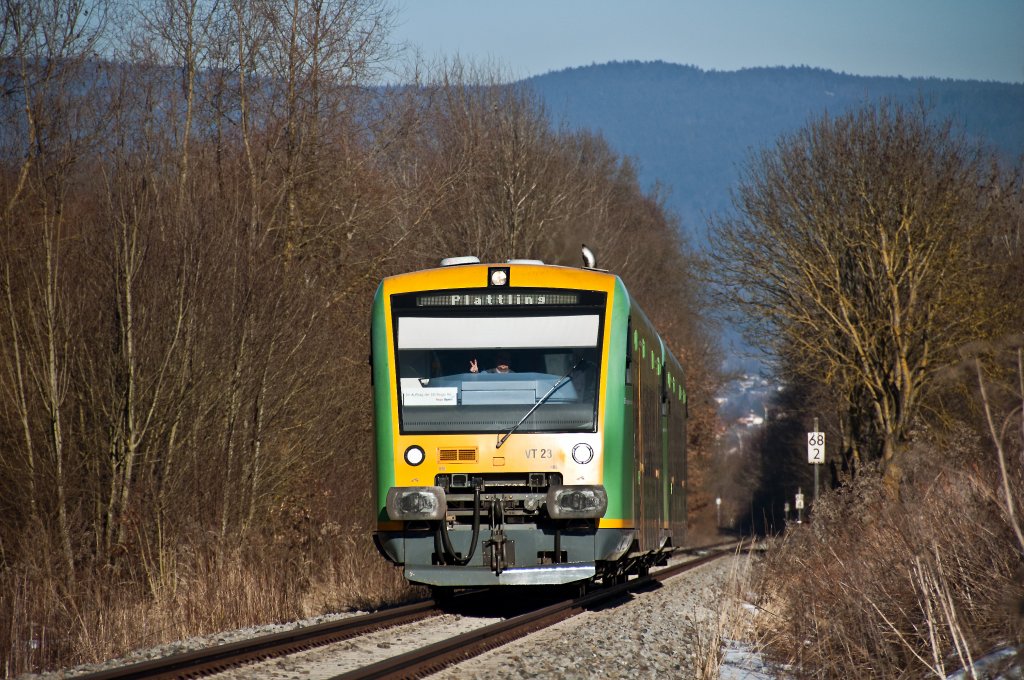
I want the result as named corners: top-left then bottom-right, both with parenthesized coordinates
top-left (666, 367), bottom-right (687, 547)
top-left (632, 323), bottom-right (662, 552)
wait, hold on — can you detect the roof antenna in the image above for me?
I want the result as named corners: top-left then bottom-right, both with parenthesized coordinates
top-left (581, 244), bottom-right (596, 269)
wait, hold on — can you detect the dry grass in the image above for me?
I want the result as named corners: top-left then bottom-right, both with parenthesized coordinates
top-left (684, 545), bottom-right (765, 680)
top-left (751, 435), bottom-right (1023, 679)
top-left (0, 529), bottom-right (418, 676)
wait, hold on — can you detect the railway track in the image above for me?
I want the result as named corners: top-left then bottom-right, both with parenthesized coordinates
top-left (76, 601), bottom-right (441, 680)
top-left (77, 540), bottom-right (747, 680)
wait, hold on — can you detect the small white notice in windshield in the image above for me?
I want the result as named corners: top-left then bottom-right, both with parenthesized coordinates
top-left (400, 379), bottom-right (457, 406)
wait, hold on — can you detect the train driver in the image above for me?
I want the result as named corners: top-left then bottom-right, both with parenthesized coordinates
top-left (469, 351), bottom-right (513, 374)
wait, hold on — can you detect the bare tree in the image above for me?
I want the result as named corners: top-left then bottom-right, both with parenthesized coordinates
top-left (126, 0), bottom-right (220, 202)
top-left (243, 0), bottom-right (397, 257)
top-left (709, 102), bottom-right (1012, 488)
top-left (0, 0), bottom-right (111, 582)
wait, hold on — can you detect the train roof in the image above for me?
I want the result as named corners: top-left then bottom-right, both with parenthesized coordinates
top-left (380, 259), bottom-right (622, 293)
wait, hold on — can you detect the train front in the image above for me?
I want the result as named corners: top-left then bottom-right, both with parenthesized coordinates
top-left (371, 260), bottom-right (631, 587)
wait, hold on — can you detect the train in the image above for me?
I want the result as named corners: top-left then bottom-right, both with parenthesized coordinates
top-left (371, 255), bottom-right (688, 590)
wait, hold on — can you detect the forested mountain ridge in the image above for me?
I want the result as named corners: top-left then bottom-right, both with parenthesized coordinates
top-left (526, 61), bottom-right (1024, 235)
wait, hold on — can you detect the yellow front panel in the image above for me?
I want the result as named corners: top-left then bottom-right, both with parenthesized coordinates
top-left (393, 432), bottom-right (605, 487)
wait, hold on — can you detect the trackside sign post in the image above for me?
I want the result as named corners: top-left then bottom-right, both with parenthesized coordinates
top-left (807, 417), bottom-right (824, 507)
top-left (807, 431), bottom-right (825, 464)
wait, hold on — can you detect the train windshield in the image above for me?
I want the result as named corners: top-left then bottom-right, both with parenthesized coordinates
top-left (392, 293), bottom-right (604, 434)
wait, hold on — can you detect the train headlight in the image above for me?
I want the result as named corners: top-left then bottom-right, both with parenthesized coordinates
top-left (571, 443), bottom-right (594, 464)
top-left (403, 445), bottom-right (426, 466)
top-left (488, 266), bottom-right (510, 286)
top-left (546, 485), bottom-right (608, 519)
top-left (386, 487), bottom-right (446, 520)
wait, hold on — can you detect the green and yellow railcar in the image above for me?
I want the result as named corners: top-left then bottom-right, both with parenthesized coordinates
top-left (372, 257), bottom-right (687, 588)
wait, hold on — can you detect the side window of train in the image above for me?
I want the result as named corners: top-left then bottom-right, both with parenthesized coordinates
top-left (660, 359), bottom-right (669, 416)
top-left (625, 318), bottom-right (633, 386)
top-left (368, 329), bottom-right (374, 385)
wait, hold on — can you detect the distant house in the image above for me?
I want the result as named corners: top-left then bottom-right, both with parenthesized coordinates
top-left (737, 412), bottom-right (764, 428)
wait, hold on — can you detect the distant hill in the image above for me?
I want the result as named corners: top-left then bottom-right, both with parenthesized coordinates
top-left (525, 62), bottom-right (1024, 237)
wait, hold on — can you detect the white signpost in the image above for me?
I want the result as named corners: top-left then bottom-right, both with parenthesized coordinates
top-left (807, 431), bottom-right (825, 464)
top-left (807, 418), bottom-right (825, 507)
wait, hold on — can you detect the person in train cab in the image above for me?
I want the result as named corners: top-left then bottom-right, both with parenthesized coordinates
top-left (469, 351), bottom-right (513, 374)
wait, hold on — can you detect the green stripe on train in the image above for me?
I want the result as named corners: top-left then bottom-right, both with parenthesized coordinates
top-left (372, 283), bottom-right (395, 522)
top-left (602, 277), bottom-right (633, 521)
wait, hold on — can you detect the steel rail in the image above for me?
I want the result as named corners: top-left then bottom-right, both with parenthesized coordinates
top-left (76, 599), bottom-right (440, 680)
top-left (333, 540), bottom-right (748, 680)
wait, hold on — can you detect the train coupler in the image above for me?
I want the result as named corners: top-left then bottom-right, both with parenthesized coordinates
top-left (484, 531), bottom-right (514, 574)
top-left (483, 498), bottom-right (514, 574)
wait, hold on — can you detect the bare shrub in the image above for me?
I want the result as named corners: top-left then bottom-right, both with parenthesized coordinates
top-left (754, 422), bottom-right (1023, 678)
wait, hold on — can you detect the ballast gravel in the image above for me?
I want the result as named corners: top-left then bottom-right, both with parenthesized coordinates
top-left (433, 553), bottom-right (756, 679)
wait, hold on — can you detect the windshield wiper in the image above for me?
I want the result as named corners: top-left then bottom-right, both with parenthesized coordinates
top-left (496, 356), bottom-right (584, 449)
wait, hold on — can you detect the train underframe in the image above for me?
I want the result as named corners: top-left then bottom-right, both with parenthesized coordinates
top-left (374, 474), bottom-right (672, 587)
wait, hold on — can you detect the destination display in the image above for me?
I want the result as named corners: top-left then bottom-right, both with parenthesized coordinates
top-left (416, 291), bottom-right (580, 307)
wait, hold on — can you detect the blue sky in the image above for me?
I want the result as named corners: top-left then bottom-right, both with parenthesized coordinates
top-left (389, 1), bottom-right (1024, 84)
